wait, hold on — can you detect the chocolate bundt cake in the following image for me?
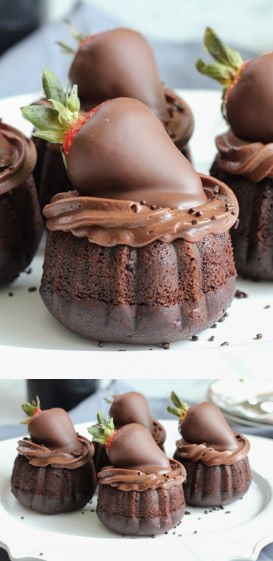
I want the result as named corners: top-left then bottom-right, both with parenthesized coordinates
top-left (88, 420), bottom-right (186, 535)
top-left (11, 398), bottom-right (96, 514)
top-left (22, 73), bottom-right (238, 344)
top-left (93, 392), bottom-right (166, 473)
top-left (0, 122), bottom-right (43, 284)
top-left (197, 28), bottom-right (273, 280)
top-left (168, 393), bottom-right (252, 507)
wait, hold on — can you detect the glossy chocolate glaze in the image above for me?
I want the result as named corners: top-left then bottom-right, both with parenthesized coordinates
top-left (215, 130), bottom-right (273, 181)
top-left (226, 52), bottom-right (273, 143)
top-left (180, 402), bottom-right (238, 451)
top-left (69, 28), bottom-right (169, 122)
top-left (175, 433), bottom-right (250, 466)
top-left (27, 408), bottom-right (82, 451)
top-left (107, 423), bottom-right (170, 471)
top-left (43, 175), bottom-right (238, 247)
top-left (97, 458), bottom-right (186, 491)
top-left (0, 122), bottom-right (36, 195)
top-left (109, 392), bottom-right (153, 431)
top-left (66, 97), bottom-right (204, 208)
top-left (16, 434), bottom-right (94, 469)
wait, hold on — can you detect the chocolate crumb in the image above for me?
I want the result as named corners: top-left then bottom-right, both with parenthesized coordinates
top-left (162, 342), bottom-right (170, 350)
top-left (210, 323), bottom-right (217, 328)
top-left (188, 207), bottom-right (195, 214)
top-left (191, 219), bottom-right (197, 225)
top-left (185, 510), bottom-right (191, 515)
top-left (264, 304), bottom-right (271, 309)
top-left (195, 210), bottom-right (202, 217)
top-left (193, 531), bottom-right (198, 534)
top-left (140, 200), bottom-right (147, 206)
top-left (219, 505), bottom-right (224, 510)
top-left (81, 511), bottom-right (84, 514)
top-left (20, 516), bottom-right (24, 519)
top-left (204, 510), bottom-right (208, 514)
top-left (191, 335), bottom-right (199, 341)
top-left (224, 312), bottom-right (229, 317)
top-left (98, 341), bottom-right (104, 347)
top-left (150, 204), bottom-right (157, 210)
top-left (225, 511), bottom-right (231, 514)
top-left (164, 531), bottom-right (168, 534)
top-left (90, 509), bottom-right (95, 512)
top-left (220, 341), bottom-right (229, 346)
top-left (178, 534), bottom-right (182, 537)
top-left (235, 289), bottom-right (248, 299)
top-left (218, 316), bottom-right (226, 323)
top-left (28, 286), bottom-right (37, 292)
top-left (253, 333), bottom-right (263, 340)
top-left (211, 215), bottom-right (216, 220)
top-left (208, 335), bottom-right (215, 342)
top-left (8, 292), bottom-right (13, 297)
top-left (198, 517), bottom-right (201, 520)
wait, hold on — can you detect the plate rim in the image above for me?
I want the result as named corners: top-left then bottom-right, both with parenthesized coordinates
top-left (0, 422), bottom-right (273, 561)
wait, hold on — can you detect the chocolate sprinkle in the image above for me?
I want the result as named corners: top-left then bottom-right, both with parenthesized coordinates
top-left (235, 289), bottom-right (248, 299)
top-left (220, 341), bottom-right (229, 346)
top-left (253, 333), bottom-right (263, 340)
top-left (28, 286), bottom-right (37, 292)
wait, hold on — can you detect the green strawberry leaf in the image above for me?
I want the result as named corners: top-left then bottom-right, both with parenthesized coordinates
top-left (21, 105), bottom-right (60, 131)
top-left (42, 70), bottom-right (66, 104)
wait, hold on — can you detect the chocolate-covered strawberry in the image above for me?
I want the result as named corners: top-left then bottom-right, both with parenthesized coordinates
top-left (59, 26), bottom-right (169, 121)
top-left (22, 396), bottom-right (82, 451)
top-left (88, 414), bottom-right (170, 472)
top-left (107, 391), bottom-right (153, 432)
top-left (196, 27), bottom-right (273, 143)
top-left (21, 70), bottom-right (206, 209)
top-left (167, 392), bottom-right (238, 451)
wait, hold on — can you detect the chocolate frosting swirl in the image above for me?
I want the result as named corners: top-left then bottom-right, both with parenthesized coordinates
top-left (175, 433), bottom-right (250, 467)
top-left (0, 122), bottom-right (37, 196)
top-left (43, 175), bottom-right (238, 247)
top-left (16, 435), bottom-right (94, 469)
top-left (215, 130), bottom-right (273, 182)
top-left (97, 458), bottom-right (186, 491)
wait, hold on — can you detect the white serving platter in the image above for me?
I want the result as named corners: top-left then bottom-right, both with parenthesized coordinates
top-left (0, 420), bottom-right (272, 561)
top-left (0, 91), bottom-right (272, 377)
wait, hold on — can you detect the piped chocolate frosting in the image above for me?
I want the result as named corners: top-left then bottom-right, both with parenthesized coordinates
top-left (16, 434), bottom-right (94, 469)
top-left (215, 130), bottom-right (273, 181)
top-left (43, 174), bottom-right (238, 247)
top-left (175, 434), bottom-right (250, 467)
top-left (0, 122), bottom-right (37, 196)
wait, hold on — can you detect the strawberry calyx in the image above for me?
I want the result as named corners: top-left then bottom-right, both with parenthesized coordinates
top-left (21, 396), bottom-right (41, 425)
top-left (196, 27), bottom-right (244, 114)
top-left (56, 21), bottom-right (88, 54)
top-left (87, 412), bottom-right (120, 446)
top-left (167, 391), bottom-right (189, 422)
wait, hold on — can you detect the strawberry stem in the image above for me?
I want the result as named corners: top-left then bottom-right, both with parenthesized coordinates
top-left (103, 391), bottom-right (117, 405)
top-left (196, 27), bottom-right (243, 98)
top-left (21, 396), bottom-right (41, 424)
top-left (87, 412), bottom-right (116, 445)
top-left (21, 70), bottom-right (82, 146)
top-left (167, 391), bottom-right (188, 419)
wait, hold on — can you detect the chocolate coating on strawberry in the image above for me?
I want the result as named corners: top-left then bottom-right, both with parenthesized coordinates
top-left (66, 97), bottom-right (206, 209)
top-left (69, 28), bottom-right (169, 122)
top-left (108, 392), bottom-right (153, 431)
top-left (167, 393), bottom-right (238, 451)
top-left (226, 53), bottom-right (273, 143)
top-left (22, 398), bottom-right (81, 451)
top-left (89, 417), bottom-right (170, 472)
top-left (196, 28), bottom-right (273, 143)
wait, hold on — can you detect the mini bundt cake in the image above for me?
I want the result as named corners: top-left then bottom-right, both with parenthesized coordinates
top-left (88, 419), bottom-right (186, 535)
top-left (168, 393), bottom-right (252, 507)
top-left (197, 27), bottom-right (273, 280)
top-left (0, 122), bottom-right (43, 284)
top-left (11, 397), bottom-right (97, 514)
top-left (22, 71), bottom-right (238, 344)
top-left (34, 26), bottom-right (194, 206)
top-left (93, 392), bottom-right (166, 473)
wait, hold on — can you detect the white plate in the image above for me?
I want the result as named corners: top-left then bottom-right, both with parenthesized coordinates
top-left (0, 91), bottom-right (273, 377)
top-left (0, 420), bottom-right (273, 561)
